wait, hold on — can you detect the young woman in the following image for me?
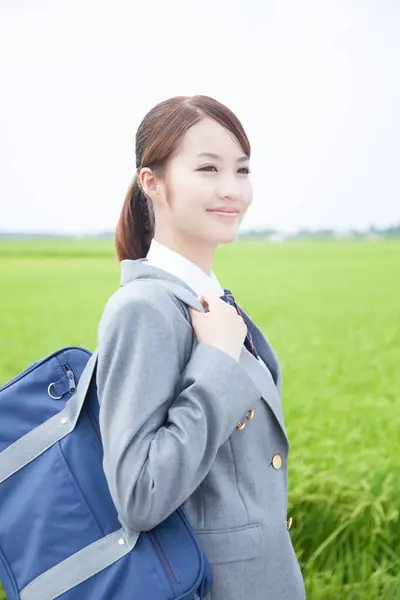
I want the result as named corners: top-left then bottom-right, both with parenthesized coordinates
top-left (96, 95), bottom-right (306, 599)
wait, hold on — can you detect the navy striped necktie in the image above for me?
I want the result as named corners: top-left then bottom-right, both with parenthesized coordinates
top-left (220, 289), bottom-right (259, 359)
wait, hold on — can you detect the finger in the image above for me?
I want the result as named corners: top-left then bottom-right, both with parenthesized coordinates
top-left (198, 296), bottom-right (210, 313)
top-left (200, 293), bottom-right (222, 311)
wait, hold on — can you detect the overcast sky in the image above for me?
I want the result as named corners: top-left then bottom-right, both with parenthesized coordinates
top-left (0, 0), bottom-right (399, 234)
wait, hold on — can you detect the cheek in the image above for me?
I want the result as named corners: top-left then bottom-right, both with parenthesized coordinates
top-left (244, 182), bottom-right (253, 207)
top-left (168, 186), bottom-right (207, 221)
top-left (169, 175), bottom-right (210, 214)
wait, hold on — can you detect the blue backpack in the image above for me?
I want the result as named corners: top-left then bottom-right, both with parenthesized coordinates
top-left (0, 284), bottom-right (212, 600)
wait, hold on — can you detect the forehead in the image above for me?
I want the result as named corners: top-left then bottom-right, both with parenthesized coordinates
top-left (176, 117), bottom-right (246, 161)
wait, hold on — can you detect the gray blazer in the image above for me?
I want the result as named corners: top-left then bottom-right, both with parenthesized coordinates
top-left (96, 259), bottom-right (305, 600)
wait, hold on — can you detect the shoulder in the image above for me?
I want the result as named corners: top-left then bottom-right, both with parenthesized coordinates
top-left (98, 280), bottom-right (188, 340)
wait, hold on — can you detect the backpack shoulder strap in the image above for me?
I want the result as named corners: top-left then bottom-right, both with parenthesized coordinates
top-left (0, 350), bottom-right (98, 484)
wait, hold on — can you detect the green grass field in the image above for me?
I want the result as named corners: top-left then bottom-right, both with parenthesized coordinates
top-left (0, 238), bottom-right (399, 599)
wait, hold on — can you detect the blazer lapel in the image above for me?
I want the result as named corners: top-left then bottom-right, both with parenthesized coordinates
top-left (239, 309), bottom-right (288, 444)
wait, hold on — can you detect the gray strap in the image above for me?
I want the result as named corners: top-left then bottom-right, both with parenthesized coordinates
top-left (20, 527), bottom-right (139, 600)
top-left (0, 350), bottom-right (98, 485)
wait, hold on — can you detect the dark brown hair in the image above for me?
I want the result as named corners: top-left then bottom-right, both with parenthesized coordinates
top-left (114, 95), bottom-right (251, 261)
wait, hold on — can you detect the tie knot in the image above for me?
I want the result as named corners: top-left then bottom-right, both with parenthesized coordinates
top-left (221, 289), bottom-right (238, 310)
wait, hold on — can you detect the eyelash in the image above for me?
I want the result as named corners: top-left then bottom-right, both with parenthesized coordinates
top-left (198, 165), bottom-right (251, 175)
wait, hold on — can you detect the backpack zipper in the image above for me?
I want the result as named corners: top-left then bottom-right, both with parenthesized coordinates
top-left (147, 530), bottom-right (180, 585)
top-left (0, 346), bottom-right (91, 393)
top-left (63, 365), bottom-right (77, 394)
top-left (47, 364), bottom-right (77, 401)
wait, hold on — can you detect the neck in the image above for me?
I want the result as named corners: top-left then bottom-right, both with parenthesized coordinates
top-left (153, 230), bottom-right (216, 275)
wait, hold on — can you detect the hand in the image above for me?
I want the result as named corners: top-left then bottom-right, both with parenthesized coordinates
top-left (188, 294), bottom-right (247, 362)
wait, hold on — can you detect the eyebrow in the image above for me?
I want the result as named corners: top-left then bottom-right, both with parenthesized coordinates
top-left (197, 152), bottom-right (249, 163)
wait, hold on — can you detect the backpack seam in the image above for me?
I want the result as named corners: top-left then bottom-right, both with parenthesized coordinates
top-left (57, 441), bottom-right (106, 537)
top-left (0, 545), bottom-right (19, 599)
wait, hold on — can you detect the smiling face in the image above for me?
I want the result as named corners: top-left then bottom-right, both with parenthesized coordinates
top-left (140, 117), bottom-right (253, 258)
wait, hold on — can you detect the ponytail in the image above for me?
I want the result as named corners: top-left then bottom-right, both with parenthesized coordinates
top-left (114, 176), bottom-right (155, 262)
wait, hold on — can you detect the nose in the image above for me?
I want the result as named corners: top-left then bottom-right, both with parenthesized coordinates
top-left (216, 173), bottom-right (241, 201)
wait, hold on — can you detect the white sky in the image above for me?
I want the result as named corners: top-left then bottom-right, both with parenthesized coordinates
top-left (0, 0), bottom-right (399, 234)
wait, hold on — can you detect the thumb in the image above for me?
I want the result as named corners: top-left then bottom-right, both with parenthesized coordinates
top-left (189, 295), bottom-right (210, 313)
top-left (198, 295), bottom-right (210, 313)
top-left (199, 293), bottom-right (222, 312)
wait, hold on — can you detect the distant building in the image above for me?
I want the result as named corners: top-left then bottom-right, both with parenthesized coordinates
top-left (265, 232), bottom-right (287, 243)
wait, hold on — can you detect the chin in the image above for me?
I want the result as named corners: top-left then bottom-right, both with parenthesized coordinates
top-left (209, 227), bottom-right (239, 245)
top-left (201, 211), bottom-right (242, 245)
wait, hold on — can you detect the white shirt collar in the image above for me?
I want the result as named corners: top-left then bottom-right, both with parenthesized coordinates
top-left (145, 238), bottom-right (224, 297)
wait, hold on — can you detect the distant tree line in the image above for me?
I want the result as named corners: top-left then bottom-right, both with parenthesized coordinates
top-left (0, 224), bottom-right (399, 240)
top-left (240, 223), bottom-right (400, 240)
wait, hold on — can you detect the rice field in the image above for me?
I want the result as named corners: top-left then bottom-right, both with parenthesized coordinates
top-left (0, 237), bottom-right (399, 599)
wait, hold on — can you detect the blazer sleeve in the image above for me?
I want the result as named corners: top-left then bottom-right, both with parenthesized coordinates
top-left (96, 290), bottom-right (261, 532)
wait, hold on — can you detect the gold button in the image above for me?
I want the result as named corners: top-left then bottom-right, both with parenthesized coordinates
top-left (287, 517), bottom-right (293, 530)
top-left (236, 422), bottom-right (246, 431)
top-left (246, 409), bottom-right (255, 421)
top-left (272, 454), bottom-right (282, 470)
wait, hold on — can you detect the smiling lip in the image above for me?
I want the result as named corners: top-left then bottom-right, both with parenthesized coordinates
top-left (207, 208), bottom-right (239, 216)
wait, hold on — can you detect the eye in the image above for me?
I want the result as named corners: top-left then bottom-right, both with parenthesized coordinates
top-left (238, 166), bottom-right (251, 175)
top-left (198, 165), bottom-right (218, 172)
top-left (197, 165), bottom-right (251, 174)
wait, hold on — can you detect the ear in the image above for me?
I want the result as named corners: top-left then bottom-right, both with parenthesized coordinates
top-left (139, 167), bottom-right (160, 202)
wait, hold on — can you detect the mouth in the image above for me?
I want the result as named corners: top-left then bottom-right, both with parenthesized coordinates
top-left (206, 208), bottom-right (240, 218)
